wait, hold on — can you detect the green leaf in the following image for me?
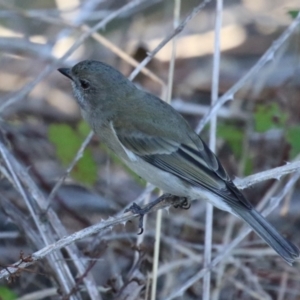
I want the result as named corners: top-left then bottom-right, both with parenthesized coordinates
top-left (254, 103), bottom-right (287, 133)
top-left (48, 124), bottom-right (81, 165)
top-left (48, 124), bottom-right (97, 186)
top-left (286, 126), bottom-right (300, 158)
top-left (217, 123), bottom-right (244, 158)
top-left (78, 121), bottom-right (91, 136)
top-left (0, 286), bottom-right (17, 300)
top-left (288, 10), bottom-right (299, 19)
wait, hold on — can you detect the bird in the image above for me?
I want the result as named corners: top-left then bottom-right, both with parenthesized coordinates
top-left (58, 60), bottom-right (299, 265)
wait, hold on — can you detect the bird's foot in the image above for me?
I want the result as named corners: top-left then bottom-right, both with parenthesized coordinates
top-left (125, 202), bottom-right (147, 235)
top-left (125, 194), bottom-right (191, 234)
top-left (173, 197), bottom-right (191, 210)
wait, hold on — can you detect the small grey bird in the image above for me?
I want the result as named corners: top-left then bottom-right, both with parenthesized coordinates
top-left (58, 60), bottom-right (299, 265)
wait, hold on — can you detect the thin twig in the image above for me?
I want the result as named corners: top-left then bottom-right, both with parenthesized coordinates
top-left (151, 2), bottom-right (181, 299)
top-left (0, 143), bottom-right (78, 298)
top-left (1, 161), bottom-right (299, 281)
top-left (196, 12), bottom-right (300, 133)
top-left (165, 172), bottom-right (300, 300)
top-left (277, 271), bottom-right (288, 300)
top-left (129, 0), bottom-right (211, 81)
top-left (203, 0), bottom-right (223, 298)
top-left (46, 131), bottom-right (94, 208)
top-left (151, 208), bottom-right (163, 300)
top-left (228, 277), bottom-right (268, 300)
top-left (0, 0), bottom-right (148, 113)
top-left (234, 160), bottom-right (300, 189)
top-left (0, 195), bottom-right (183, 280)
top-left (0, 0), bottom-right (164, 86)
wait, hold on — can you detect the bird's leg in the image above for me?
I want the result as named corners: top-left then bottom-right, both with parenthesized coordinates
top-left (125, 193), bottom-right (190, 234)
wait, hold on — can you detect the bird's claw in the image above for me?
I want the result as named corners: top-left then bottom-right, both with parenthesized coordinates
top-left (125, 202), bottom-right (147, 235)
top-left (125, 195), bottom-right (191, 235)
top-left (173, 197), bottom-right (191, 210)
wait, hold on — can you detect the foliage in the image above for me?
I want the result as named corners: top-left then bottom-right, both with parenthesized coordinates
top-left (218, 102), bottom-right (298, 175)
top-left (254, 103), bottom-right (287, 133)
top-left (48, 122), bottom-right (97, 186)
top-left (288, 10), bottom-right (300, 19)
top-left (0, 286), bottom-right (17, 300)
top-left (217, 123), bottom-right (244, 158)
top-left (254, 103), bottom-right (299, 158)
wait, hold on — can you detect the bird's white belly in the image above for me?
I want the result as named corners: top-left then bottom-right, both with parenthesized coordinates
top-left (125, 156), bottom-right (232, 213)
top-left (125, 156), bottom-right (190, 196)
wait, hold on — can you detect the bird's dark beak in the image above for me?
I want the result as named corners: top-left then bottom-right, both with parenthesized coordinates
top-left (58, 68), bottom-right (73, 81)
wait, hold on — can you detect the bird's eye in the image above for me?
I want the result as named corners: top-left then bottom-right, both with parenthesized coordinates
top-left (79, 80), bottom-right (90, 89)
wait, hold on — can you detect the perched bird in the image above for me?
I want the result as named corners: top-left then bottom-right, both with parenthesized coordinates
top-left (58, 60), bottom-right (299, 265)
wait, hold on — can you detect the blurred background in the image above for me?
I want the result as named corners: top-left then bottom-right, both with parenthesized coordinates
top-left (0, 0), bottom-right (299, 299)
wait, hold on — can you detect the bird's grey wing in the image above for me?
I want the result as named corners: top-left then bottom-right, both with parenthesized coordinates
top-left (116, 128), bottom-right (252, 210)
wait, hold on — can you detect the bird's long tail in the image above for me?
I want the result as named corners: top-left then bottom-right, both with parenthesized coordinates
top-left (233, 207), bottom-right (299, 265)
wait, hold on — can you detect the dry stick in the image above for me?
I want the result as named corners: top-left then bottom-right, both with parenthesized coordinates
top-left (0, 0), bottom-right (148, 113)
top-left (129, 0), bottom-right (211, 81)
top-left (150, 2), bottom-right (181, 299)
top-left (277, 271), bottom-right (288, 300)
top-left (0, 2), bottom-right (149, 299)
top-left (0, 145), bottom-right (79, 299)
top-left (196, 11), bottom-right (300, 133)
top-left (203, 0), bottom-right (223, 299)
top-left (151, 208), bottom-right (163, 300)
top-left (172, 99), bottom-right (249, 120)
top-left (155, 258), bottom-right (202, 281)
top-left (16, 288), bottom-right (58, 300)
top-left (207, 1), bottom-right (226, 298)
top-left (213, 169), bottom-right (292, 299)
top-left (154, 239), bottom-right (281, 296)
top-left (235, 160), bottom-right (300, 190)
top-left (165, 172), bottom-right (300, 300)
top-left (224, 268), bottom-right (264, 300)
top-left (1, 159), bottom-right (299, 281)
top-left (228, 278), bottom-right (267, 300)
top-left (149, 88), bottom-right (167, 300)
top-left (0, 195), bottom-right (183, 280)
top-left (0, 1), bottom-right (164, 86)
top-left (280, 182), bottom-right (294, 216)
top-left (1, 196), bottom-right (46, 260)
top-left (231, 258), bottom-right (272, 300)
top-left (212, 215), bottom-right (235, 300)
top-left (82, 26), bottom-right (164, 86)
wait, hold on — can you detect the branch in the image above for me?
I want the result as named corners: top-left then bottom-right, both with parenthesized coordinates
top-left (0, 0), bottom-right (148, 113)
top-left (166, 171), bottom-right (300, 300)
top-left (234, 160), bottom-right (300, 190)
top-left (129, 0), bottom-right (211, 81)
top-left (195, 12), bottom-right (300, 133)
top-left (1, 157), bottom-right (300, 280)
top-left (0, 196), bottom-right (182, 280)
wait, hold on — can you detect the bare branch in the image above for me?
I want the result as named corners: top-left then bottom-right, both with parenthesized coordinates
top-left (196, 12), bottom-right (300, 133)
top-left (129, 0), bottom-right (211, 81)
